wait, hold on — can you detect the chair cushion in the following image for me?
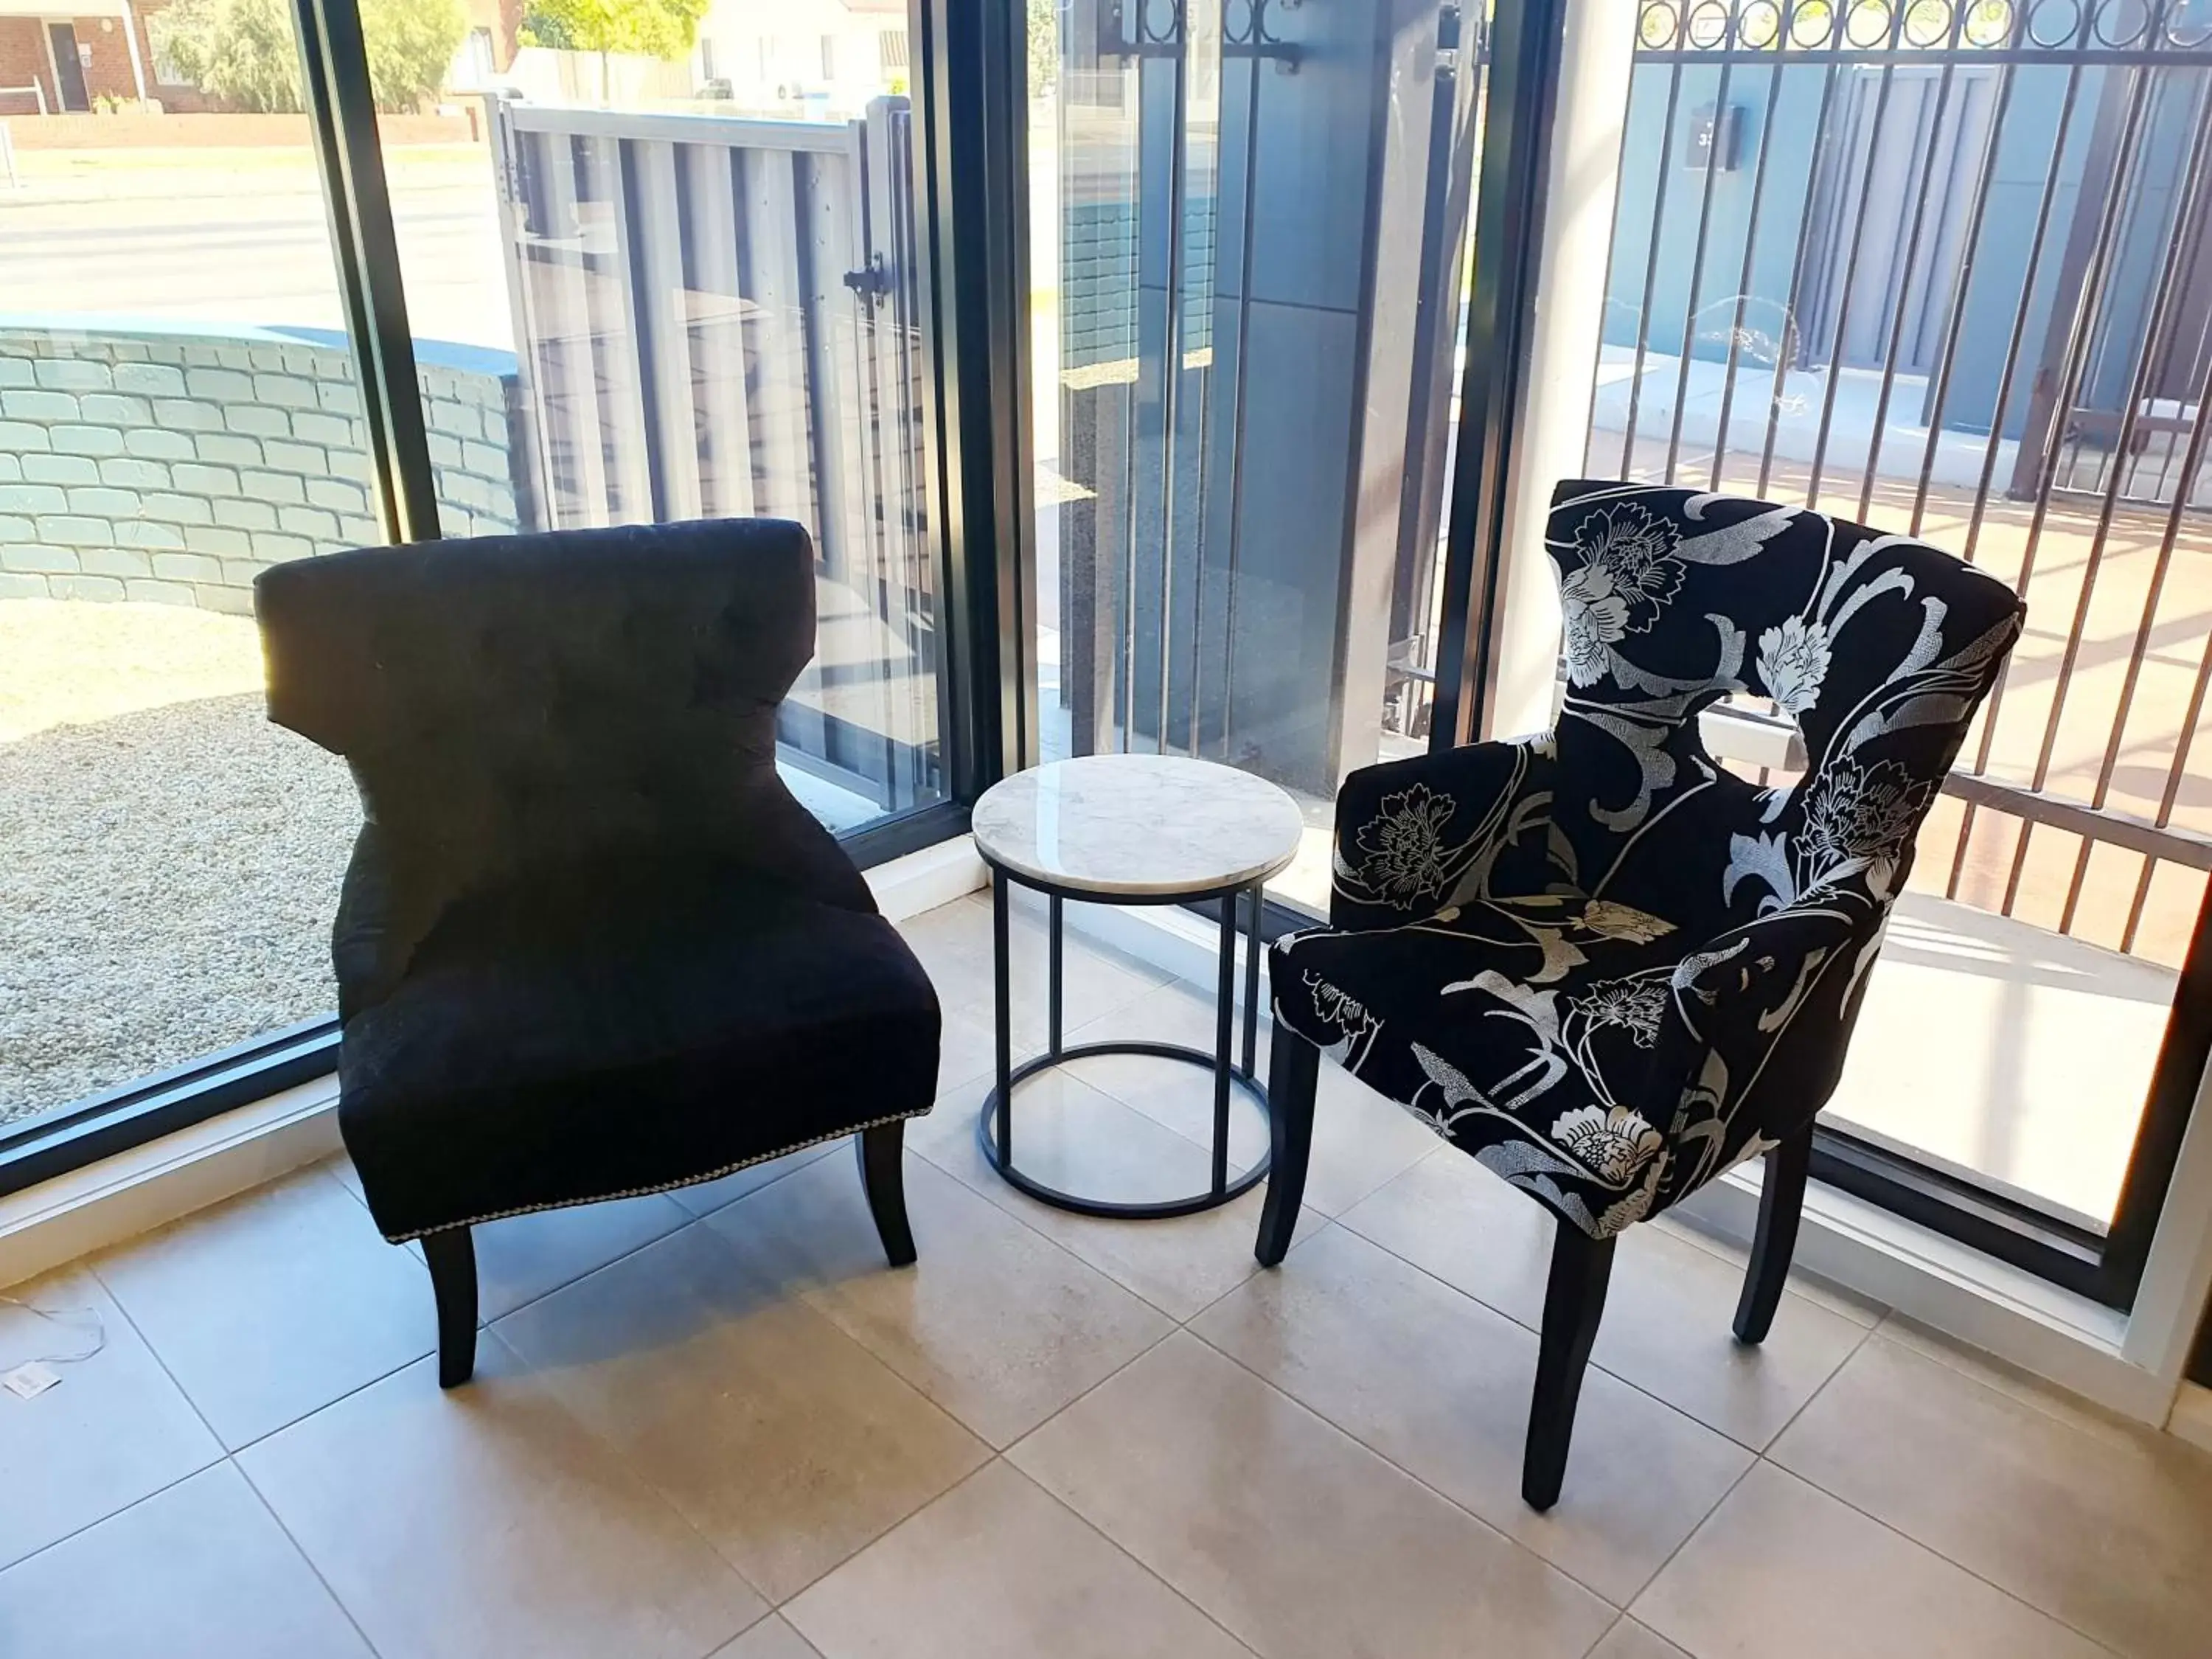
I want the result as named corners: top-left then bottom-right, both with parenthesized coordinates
top-left (1272, 902), bottom-right (1703, 1239)
top-left (337, 858), bottom-right (940, 1240)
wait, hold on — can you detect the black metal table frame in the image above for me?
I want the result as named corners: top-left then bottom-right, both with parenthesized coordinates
top-left (978, 862), bottom-right (1273, 1219)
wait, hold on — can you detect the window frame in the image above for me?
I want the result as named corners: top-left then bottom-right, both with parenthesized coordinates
top-left (0, 0), bottom-right (1011, 1200)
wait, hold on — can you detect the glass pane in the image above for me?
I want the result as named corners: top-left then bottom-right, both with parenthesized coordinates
top-left (1575, 7), bottom-right (2212, 1231)
top-left (380, 11), bottom-right (944, 838)
top-left (1, 33), bottom-right (375, 1130)
top-left (1029, 0), bottom-right (1484, 914)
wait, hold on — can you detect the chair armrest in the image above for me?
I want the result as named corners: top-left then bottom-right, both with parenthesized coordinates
top-left (1661, 893), bottom-right (1887, 1192)
top-left (1328, 736), bottom-right (1555, 931)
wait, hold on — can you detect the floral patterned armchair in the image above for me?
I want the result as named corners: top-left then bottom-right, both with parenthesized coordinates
top-left (1251, 480), bottom-right (2023, 1509)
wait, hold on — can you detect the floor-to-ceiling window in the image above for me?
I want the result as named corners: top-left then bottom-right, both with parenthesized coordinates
top-left (1024, 0), bottom-right (1486, 915)
top-left (1, 0), bottom-right (975, 1181)
top-left (375, 2), bottom-right (949, 838)
top-left (0, 1), bottom-right (372, 1130)
top-left (1574, 0), bottom-right (2212, 1301)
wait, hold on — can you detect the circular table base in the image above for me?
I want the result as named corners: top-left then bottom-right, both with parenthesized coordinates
top-left (977, 1040), bottom-right (1272, 1220)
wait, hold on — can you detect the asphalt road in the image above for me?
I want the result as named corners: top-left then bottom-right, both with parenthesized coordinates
top-left (0, 146), bottom-right (515, 352)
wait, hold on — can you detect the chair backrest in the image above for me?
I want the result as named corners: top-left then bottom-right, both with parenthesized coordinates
top-left (257, 518), bottom-right (875, 1012)
top-left (1543, 481), bottom-right (2024, 925)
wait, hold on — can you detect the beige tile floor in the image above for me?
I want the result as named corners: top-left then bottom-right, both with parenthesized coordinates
top-left (5, 891), bottom-right (2212, 1658)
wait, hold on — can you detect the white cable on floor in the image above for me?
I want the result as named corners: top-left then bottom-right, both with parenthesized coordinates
top-left (0, 1293), bottom-right (107, 1368)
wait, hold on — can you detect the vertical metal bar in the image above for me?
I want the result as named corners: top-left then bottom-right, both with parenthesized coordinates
top-left (1858, 60), bottom-right (1961, 525)
top-left (1911, 63), bottom-right (2016, 536)
top-left (2054, 79), bottom-right (2212, 933)
top-left (1618, 59), bottom-right (1686, 479)
top-left (739, 147), bottom-right (818, 526)
top-left (1242, 880), bottom-right (1262, 1078)
top-left (1804, 56), bottom-right (1902, 510)
top-left (1708, 50), bottom-right (1790, 494)
top-left (533, 135), bottom-right (610, 526)
top-left (1756, 55), bottom-right (1844, 499)
top-left (1664, 48), bottom-right (1736, 483)
top-left (594, 138), bottom-right (658, 522)
top-left (630, 139), bottom-right (701, 522)
top-left (1214, 894), bottom-right (1237, 1197)
top-left (993, 874), bottom-right (1012, 1166)
top-left (1216, 51), bottom-right (1266, 762)
top-left (684, 143), bottom-right (758, 519)
top-left (1944, 63), bottom-right (2087, 900)
top-left (293, 0), bottom-right (438, 541)
top-left (1047, 891), bottom-right (1064, 1058)
top-left (484, 97), bottom-right (552, 532)
top-left (1156, 29), bottom-right (1192, 756)
top-left (1994, 67), bottom-right (2161, 917)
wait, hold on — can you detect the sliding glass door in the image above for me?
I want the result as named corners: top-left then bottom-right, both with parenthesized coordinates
top-left (1024, 0), bottom-right (1486, 914)
top-left (369, 3), bottom-right (947, 839)
top-left (0, 6), bottom-right (370, 1132)
top-left (0, 0), bottom-right (979, 1187)
top-left (1572, 0), bottom-right (2212, 1302)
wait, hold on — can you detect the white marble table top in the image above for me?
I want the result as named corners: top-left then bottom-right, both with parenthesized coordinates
top-left (971, 754), bottom-right (1305, 897)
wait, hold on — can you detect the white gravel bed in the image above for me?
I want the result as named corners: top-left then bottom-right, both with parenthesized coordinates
top-left (0, 689), bottom-right (358, 1126)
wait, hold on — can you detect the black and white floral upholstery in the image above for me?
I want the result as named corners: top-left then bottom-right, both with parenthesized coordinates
top-left (1270, 480), bottom-right (2025, 1240)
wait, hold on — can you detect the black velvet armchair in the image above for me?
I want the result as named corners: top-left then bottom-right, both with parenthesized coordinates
top-left (1254, 481), bottom-right (2024, 1507)
top-left (256, 518), bottom-right (940, 1387)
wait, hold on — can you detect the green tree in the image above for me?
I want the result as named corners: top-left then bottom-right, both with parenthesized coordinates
top-left (361, 0), bottom-right (469, 110)
top-left (518, 0), bottom-right (709, 97)
top-left (1027, 0), bottom-right (1057, 97)
top-left (150, 0), bottom-right (465, 115)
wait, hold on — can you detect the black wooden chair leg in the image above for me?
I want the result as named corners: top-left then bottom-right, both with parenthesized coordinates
top-left (421, 1227), bottom-right (477, 1389)
top-left (1256, 1023), bottom-right (1319, 1267)
top-left (858, 1121), bottom-right (917, 1267)
top-left (1733, 1124), bottom-right (1814, 1346)
top-left (1523, 1220), bottom-right (1616, 1512)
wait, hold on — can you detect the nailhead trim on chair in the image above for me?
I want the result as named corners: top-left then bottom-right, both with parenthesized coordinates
top-left (383, 1107), bottom-right (932, 1242)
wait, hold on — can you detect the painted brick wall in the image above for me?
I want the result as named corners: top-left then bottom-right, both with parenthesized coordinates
top-left (0, 327), bottom-right (520, 614)
top-left (0, 18), bottom-right (55, 113)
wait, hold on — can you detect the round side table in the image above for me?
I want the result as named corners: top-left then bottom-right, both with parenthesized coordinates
top-left (969, 754), bottom-right (1305, 1219)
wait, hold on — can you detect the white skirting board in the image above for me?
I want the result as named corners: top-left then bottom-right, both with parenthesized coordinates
top-left (0, 835), bottom-right (990, 1291)
top-left (2171, 1382), bottom-right (2212, 1455)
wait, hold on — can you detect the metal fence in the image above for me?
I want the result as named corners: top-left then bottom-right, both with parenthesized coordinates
top-left (487, 94), bottom-right (942, 823)
top-left (1590, 0), bottom-right (2212, 963)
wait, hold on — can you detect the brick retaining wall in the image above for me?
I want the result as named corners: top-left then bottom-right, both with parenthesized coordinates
top-left (0, 325), bottom-right (520, 614)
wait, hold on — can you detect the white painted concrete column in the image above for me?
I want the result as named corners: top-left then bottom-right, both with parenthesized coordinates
top-left (119, 2), bottom-right (149, 105)
top-left (1482, 0), bottom-right (1636, 740)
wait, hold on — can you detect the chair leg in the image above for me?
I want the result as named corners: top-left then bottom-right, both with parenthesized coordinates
top-left (1733, 1123), bottom-right (1814, 1346)
top-left (421, 1227), bottom-right (477, 1389)
top-left (1523, 1219), bottom-right (1616, 1512)
top-left (1255, 1023), bottom-right (1319, 1267)
top-left (858, 1121), bottom-right (917, 1267)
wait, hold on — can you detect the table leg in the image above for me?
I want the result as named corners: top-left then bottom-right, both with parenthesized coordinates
top-left (1213, 896), bottom-right (1237, 1197)
top-left (1242, 883), bottom-right (1263, 1079)
top-left (994, 876), bottom-right (1012, 1169)
top-left (1048, 892), bottom-right (1064, 1060)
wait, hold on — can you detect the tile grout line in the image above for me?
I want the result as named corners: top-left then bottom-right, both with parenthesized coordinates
top-left (1739, 1461), bottom-right (2133, 1659)
top-left (1004, 1453), bottom-right (1269, 1658)
top-left (1175, 1305), bottom-right (1632, 1618)
top-left (1590, 1289), bottom-right (1885, 1634)
top-left (465, 1323), bottom-right (792, 1642)
top-left (1326, 1199), bottom-right (1811, 1458)
top-left (226, 1452), bottom-right (393, 1659)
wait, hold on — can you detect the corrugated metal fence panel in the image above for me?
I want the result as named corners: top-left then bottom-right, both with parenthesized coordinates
top-left (487, 97), bottom-right (940, 818)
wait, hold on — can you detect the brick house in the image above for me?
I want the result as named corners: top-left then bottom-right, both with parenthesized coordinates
top-left (1, 0), bottom-right (514, 117)
top-left (0, 0), bottom-right (229, 114)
